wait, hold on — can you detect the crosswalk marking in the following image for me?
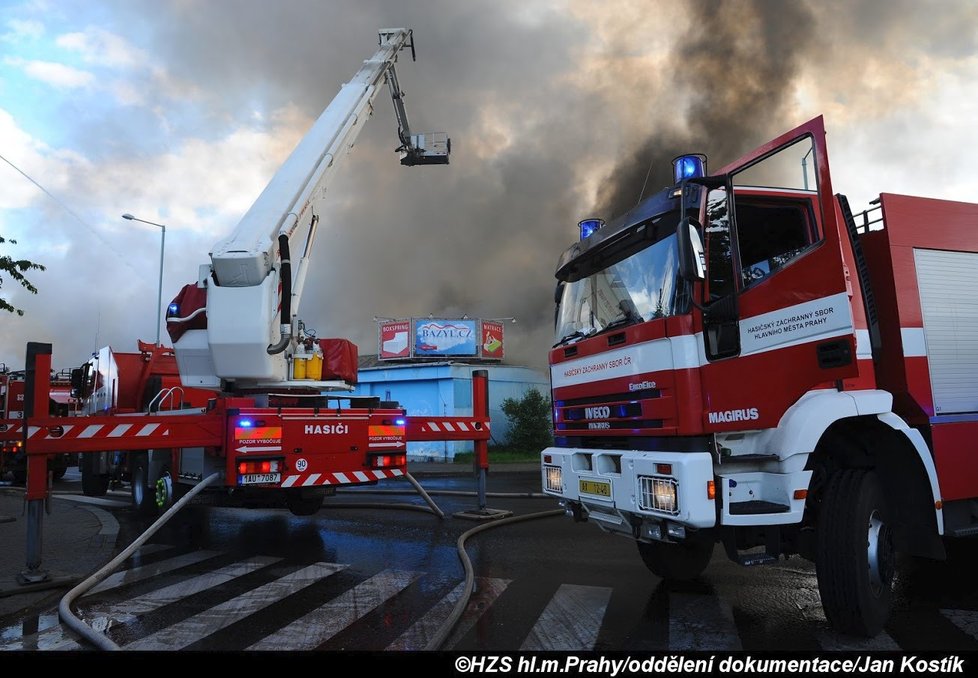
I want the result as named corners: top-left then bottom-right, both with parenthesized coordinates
top-left (248, 569), bottom-right (422, 650)
top-left (0, 541), bottom-right (973, 652)
top-left (387, 577), bottom-right (511, 650)
top-left (85, 556), bottom-right (281, 622)
top-left (123, 562), bottom-right (346, 650)
top-left (669, 592), bottom-right (741, 651)
top-left (941, 609), bottom-right (978, 641)
top-left (521, 584), bottom-right (611, 651)
top-left (89, 550), bottom-right (222, 594)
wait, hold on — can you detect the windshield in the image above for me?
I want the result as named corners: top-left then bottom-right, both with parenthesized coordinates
top-left (555, 234), bottom-right (683, 344)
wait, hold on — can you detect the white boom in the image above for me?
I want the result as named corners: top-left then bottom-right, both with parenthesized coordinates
top-left (171, 29), bottom-right (449, 390)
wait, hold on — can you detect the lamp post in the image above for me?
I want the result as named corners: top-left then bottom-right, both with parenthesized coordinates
top-left (121, 213), bottom-right (166, 347)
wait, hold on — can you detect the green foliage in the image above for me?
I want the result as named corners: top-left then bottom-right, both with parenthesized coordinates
top-left (500, 387), bottom-right (553, 453)
top-left (0, 235), bottom-right (44, 316)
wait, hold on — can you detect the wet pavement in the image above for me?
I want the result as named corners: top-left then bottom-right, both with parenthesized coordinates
top-left (0, 465), bottom-right (976, 652)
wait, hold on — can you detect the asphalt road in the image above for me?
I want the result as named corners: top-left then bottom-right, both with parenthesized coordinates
top-left (1, 468), bottom-right (977, 653)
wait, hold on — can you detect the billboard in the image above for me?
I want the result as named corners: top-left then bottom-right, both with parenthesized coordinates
top-left (379, 320), bottom-right (411, 359)
top-left (414, 319), bottom-right (478, 357)
top-left (378, 317), bottom-right (507, 360)
top-left (481, 320), bottom-right (505, 360)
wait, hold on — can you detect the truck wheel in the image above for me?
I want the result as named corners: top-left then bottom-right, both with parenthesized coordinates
top-left (285, 488), bottom-right (325, 516)
top-left (80, 454), bottom-right (110, 497)
top-left (816, 469), bottom-right (895, 636)
top-left (129, 452), bottom-right (157, 516)
top-left (636, 537), bottom-right (714, 581)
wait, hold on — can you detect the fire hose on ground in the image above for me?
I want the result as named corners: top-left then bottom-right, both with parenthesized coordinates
top-left (58, 472), bottom-right (222, 651)
top-left (57, 469), bottom-right (562, 651)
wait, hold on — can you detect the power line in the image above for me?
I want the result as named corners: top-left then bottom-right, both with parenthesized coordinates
top-left (0, 151), bottom-right (142, 276)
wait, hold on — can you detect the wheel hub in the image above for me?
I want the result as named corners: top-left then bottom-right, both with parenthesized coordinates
top-left (867, 509), bottom-right (895, 596)
top-left (155, 473), bottom-right (173, 509)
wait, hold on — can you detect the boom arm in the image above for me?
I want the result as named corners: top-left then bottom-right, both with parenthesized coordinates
top-left (171, 28), bottom-right (449, 389)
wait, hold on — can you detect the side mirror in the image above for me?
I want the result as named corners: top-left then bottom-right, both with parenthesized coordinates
top-left (677, 217), bottom-right (705, 282)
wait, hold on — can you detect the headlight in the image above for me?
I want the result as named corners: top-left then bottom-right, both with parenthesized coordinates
top-left (544, 464), bottom-right (563, 493)
top-left (639, 476), bottom-right (679, 515)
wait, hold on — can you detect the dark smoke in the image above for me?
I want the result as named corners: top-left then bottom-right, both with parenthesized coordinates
top-left (594, 0), bottom-right (816, 218)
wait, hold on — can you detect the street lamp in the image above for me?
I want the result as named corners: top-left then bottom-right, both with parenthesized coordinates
top-left (121, 213), bottom-right (166, 346)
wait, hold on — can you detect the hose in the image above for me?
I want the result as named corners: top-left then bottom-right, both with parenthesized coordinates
top-left (58, 472), bottom-right (222, 651)
top-left (423, 508), bottom-right (565, 651)
top-left (338, 488), bottom-right (549, 499)
top-left (404, 472), bottom-right (445, 518)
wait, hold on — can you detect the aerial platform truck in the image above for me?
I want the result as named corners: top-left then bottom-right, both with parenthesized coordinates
top-left (7, 29), bottom-right (490, 581)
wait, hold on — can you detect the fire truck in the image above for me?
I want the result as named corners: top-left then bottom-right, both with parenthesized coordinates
top-left (1, 365), bottom-right (77, 481)
top-left (541, 116), bottom-right (978, 636)
top-left (6, 29), bottom-right (489, 521)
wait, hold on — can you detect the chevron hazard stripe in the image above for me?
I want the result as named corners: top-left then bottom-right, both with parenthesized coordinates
top-left (280, 468), bottom-right (404, 488)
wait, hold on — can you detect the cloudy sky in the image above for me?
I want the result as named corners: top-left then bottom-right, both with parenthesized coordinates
top-left (1, 0), bottom-right (976, 373)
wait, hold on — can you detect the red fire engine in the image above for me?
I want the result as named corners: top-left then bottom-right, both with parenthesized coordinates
top-left (542, 116), bottom-right (977, 636)
top-left (0, 366), bottom-right (77, 481)
top-left (2, 30), bottom-right (489, 538)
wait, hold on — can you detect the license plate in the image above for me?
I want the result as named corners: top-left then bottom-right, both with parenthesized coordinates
top-left (240, 473), bottom-right (281, 485)
top-left (580, 479), bottom-right (611, 497)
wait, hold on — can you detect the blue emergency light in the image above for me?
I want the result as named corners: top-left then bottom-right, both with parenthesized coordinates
top-left (672, 154), bottom-right (707, 183)
top-left (578, 218), bottom-right (605, 240)
top-left (167, 302), bottom-right (180, 317)
top-left (395, 418), bottom-right (406, 426)
top-left (239, 419), bottom-right (253, 428)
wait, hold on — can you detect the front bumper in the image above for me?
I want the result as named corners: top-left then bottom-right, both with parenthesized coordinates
top-left (541, 447), bottom-right (717, 534)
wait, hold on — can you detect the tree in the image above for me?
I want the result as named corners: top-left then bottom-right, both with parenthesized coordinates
top-left (0, 235), bottom-right (44, 316)
top-left (500, 387), bottom-right (553, 452)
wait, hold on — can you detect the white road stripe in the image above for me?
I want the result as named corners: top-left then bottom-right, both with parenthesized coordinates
top-left (387, 577), bottom-right (510, 651)
top-left (85, 557), bottom-right (281, 621)
top-left (669, 592), bottom-right (742, 651)
top-left (301, 474), bottom-right (321, 487)
top-left (817, 629), bottom-right (900, 651)
top-left (89, 550), bottom-right (222, 595)
top-left (521, 584), bottom-right (611, 651)
top-left (941, 609), bottom-right (978, 641)
top-left (123, 562), bottom-right (345, 651)
top-left (248, 569), bottom-right (421, 651)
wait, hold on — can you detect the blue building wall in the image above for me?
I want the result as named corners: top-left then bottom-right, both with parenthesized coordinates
top-left (351, 362), bottom-right (549, 461)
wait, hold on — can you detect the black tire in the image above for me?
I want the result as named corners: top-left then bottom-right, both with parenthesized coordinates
top-left (129, 452), bottom-right (157, 516)
top-left (80, 454), bottom-right (110, 497)
top-left (50, 463), bottom-right (67, 481)
top-left (636, 536), bottom-right (714, 581)
top-left (285, 488), bottom-right (325, 516)
top-left (816, 469), bottom-right (896, 636)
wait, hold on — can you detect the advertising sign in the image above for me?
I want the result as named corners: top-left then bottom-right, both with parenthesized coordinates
top-left (379, 320), bottom-right (411, 359)
top-left (481, 320), bottom-right (505, 360)
top-left (414, 319), bottom-right (478, 357)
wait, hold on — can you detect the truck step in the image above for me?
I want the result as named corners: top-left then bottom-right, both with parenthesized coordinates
top-left (735, 552), bottom-right (778, 567)
top-left (951, 524), bottom-right (978, 537)
top-left (728, 500), bottom-right (790, 515)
